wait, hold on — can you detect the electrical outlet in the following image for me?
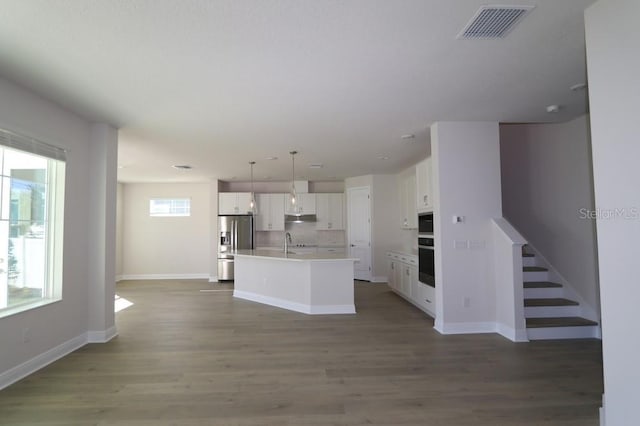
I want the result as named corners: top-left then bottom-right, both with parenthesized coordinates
top-left (463, 297), bottom-right (471, 308)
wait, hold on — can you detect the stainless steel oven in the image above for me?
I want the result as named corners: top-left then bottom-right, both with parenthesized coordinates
top-left (418, 212), bottom-right (433, 234)
top-left (418, 237), bottom-right (435, 287)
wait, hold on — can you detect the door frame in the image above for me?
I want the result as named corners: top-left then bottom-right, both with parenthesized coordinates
top-left (347, 186), bottom-right (372, 281)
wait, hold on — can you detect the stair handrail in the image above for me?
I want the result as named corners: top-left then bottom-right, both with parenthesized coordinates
top-left (491, 217), bottom-right (528, 342)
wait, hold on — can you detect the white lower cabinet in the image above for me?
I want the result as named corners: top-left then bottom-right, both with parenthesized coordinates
top-left (386, 251), bottom-right (435, 318)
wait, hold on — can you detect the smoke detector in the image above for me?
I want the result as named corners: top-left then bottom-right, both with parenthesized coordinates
top-left (458, 5), bottom-right (534, 39)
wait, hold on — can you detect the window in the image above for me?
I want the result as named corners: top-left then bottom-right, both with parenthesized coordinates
top-left (0, 129), bottom-right (65, 317)
top-left (149, 198), bottom-right (191, 217)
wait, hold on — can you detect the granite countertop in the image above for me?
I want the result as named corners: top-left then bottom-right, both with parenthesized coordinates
top-left (235, 249), bottom-right (358, 262)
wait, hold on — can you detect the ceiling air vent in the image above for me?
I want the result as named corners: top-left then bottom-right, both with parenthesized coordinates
top-left (457, 5), bottom-right (534, 39)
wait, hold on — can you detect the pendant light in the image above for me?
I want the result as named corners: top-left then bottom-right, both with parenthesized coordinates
top-left (289, 151), bottom-right (297, 206)
top-left (249, 161), bottom-right (256, 212)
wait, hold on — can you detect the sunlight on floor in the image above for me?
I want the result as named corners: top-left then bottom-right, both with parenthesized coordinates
top-left (114, 294), bottom-right (134, 313)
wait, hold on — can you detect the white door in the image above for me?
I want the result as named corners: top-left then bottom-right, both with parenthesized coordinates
top-left (347, 186), bottom-right (372, 281)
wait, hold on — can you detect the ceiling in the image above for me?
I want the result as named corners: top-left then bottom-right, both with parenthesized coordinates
top-left (0, 0), bottom-right (595, 183)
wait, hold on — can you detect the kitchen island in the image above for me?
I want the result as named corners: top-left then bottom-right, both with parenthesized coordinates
top-left (233, 249), bottom-right (358, 315)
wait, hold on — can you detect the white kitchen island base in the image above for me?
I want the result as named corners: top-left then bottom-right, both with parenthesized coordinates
top-left (234, 250), bottom-right (357, 315)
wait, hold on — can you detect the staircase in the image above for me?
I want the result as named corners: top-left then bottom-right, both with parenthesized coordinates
top-left (522, 249), bottom-right (599, 340)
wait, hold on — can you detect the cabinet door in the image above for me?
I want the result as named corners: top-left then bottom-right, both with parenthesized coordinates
top-left (219, 193), bottom-right (238, 214)
top-left (316, 193), bottom-right (344, 230)
top-left (328, 193), bottom-right (344, 230)
top-left (255, 194), bottom-right (270, 231)
top-left (236, 192), bottom-right (252, 214)
top-left (268, 193), bottom-right (285, 231)
top-left (406, 174), bottom-right (417, 229)
top-left (416, 157), bottom-right (433, 212)
top-left (300, 193), bottom-right (316, 214)
top-left (388, 258), bottom-right (397, 290)
top-left (399, 174), bottom-right (417, 229)
top-left (316, 193), bottom-right (330, 229)
top-left (400, 264), bottom-right (409, 295)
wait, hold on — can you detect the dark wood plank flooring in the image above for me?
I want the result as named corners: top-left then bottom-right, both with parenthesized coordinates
top-left (0, 280), bottom-right (603, 425)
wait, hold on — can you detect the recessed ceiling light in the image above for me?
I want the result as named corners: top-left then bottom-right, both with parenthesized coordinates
top-left (172, 164), bottom-right (193, 170)
top-left (546, 105), bottom-right (560, 113)
top-left (570, 83), bottom-right (587, 91)
top-left (401, 134), bottom-right (415, 140)
top-left (309, 163), bottom-right (324, 169)
top-left (265, 156), bottom-right (278, 160)
top-left (378, 156), bottom-right (389, 160)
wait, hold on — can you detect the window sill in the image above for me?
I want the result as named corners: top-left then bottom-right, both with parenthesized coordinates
top-left (0, 297), bottom-right (62, 319)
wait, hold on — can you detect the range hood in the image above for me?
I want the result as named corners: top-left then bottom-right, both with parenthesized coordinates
top-left (285, 213), bottom-right (317, 223)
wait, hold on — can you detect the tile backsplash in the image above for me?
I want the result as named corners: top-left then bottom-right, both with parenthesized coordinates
top-left (255, 222), bottom-right (346, 248)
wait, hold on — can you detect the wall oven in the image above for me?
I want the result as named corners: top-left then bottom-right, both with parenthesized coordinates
top-left (418, 212), bottom-right (433, 234)
top-left (418, 237), bottom-right (435, 287)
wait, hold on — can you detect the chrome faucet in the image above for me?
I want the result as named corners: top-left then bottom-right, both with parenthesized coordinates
top-left (284, 232), bottom-right (292, 253)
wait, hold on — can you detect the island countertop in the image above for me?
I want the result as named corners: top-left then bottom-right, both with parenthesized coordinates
top-left (234, 249), bottom-right (358, 262)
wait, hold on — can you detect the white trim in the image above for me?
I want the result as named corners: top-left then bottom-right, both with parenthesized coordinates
top-left (87, 326), bottom-right (118, 343)
top-left (0, 333), bottom-right (86, 391)
top-left (115, 275), bottom-right (124, 282)
top-left (233, 290), bottom-right (356, 315)
top-left (370, 276), bottom-right (387, 283)
top-left (600, 393), bottom-right (606, 426)
top-left (526, 325), bottom-right (600, 340)
top-left (435, 321), bottom-right (498, 335)
top-left (496, 323), bottom-right (529, 342)
top-left (208, 275), bottom-right (219, 283)
top-left (118, 273), bottom-right (209, 281)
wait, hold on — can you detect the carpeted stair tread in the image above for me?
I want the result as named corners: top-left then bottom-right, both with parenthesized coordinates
top-left (524, 298), bottom-right (579, 307)
top-left (526, 317), bottom-right (598, 328)
top-left (524, 281), bottom-right (563, 288)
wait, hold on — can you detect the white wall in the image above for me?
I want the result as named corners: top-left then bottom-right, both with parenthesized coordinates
top-left (500, 116), bottom-right (599, 318)
top-left (585, 1), bottom-right (640, 424)
top-left (120, 183), bottom-right (211, 279)
top-left (116, 183), bottom-right (124, 280)
top-left (431, 122), bottom-right (502, 334)
top-left (0, 76), bottom-right (116, 385)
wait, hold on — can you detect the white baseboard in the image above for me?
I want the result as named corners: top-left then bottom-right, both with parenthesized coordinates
top-left (496, 323), bottom-right (529, 342)
top-left (0, 333), bottom-right (86, 391)
top-left (87, 326), bottom-right (118, 343)
top-left (370, 276), bottom-right (387, 283)
top-left (0, 325), bottom-right (120, 391)
top-left (208, 275), bottom-right (219, 283)
top-left (115, 275), bottom-right (124, 282)
top-left (119, 273), bottom-right (209, 281)
top-left (233, 290), bottom-right (356, 315)
top-left (434, 320), bottom-right (503, 335)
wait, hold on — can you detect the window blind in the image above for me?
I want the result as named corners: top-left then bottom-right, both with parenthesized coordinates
top-left (0, 127), bottom-right (67, 162)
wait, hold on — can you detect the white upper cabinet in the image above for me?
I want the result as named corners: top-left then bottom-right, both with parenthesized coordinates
top-left (400, 173), bottom-right (418, 229)
top-left (286, 193), bottom-right (316, 215)
top-left (219, 192), bottom-right (252, 215)
top-left (255, 193), bottom-right (285, 231)
top-left (316, 193), bottom-right (344, 230)
top-left (416, 157), bottom-right (433, 212)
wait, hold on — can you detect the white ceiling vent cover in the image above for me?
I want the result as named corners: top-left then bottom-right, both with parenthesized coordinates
top-left (458, 5), bottom-right (534, 39)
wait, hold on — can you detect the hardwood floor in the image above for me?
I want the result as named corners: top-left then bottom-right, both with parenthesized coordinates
top-left (0, 280), bottom-right (603, 425)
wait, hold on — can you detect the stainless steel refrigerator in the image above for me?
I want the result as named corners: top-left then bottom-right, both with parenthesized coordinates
top-left (218, 215), bottom-right (253, 281)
